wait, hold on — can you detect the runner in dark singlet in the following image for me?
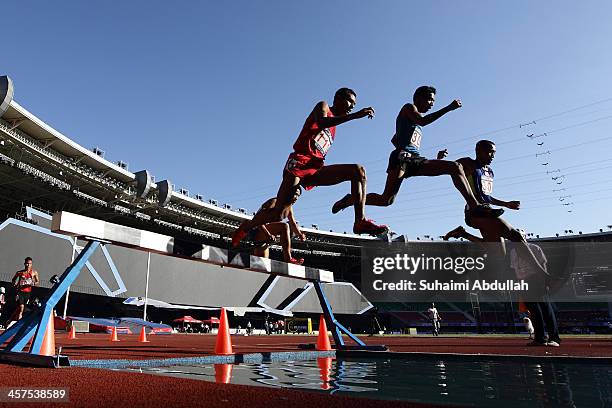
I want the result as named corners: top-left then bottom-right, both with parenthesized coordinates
top-left (331, 86), bottom-right (504, 220)
top-left (248, 186), bottom-right (305, 265)
top-left (443, 140), bottom-right (547, 275)
top-left (232, 88), bottom-right (388, 247)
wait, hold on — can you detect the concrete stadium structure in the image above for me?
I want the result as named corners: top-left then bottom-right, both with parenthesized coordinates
top-left (1, 75), bottom-right (610, 330)
top-left (0, 75), bottom-right (374, 317)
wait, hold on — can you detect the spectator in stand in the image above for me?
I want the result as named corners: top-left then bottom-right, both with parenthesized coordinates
top-left (280, 320), bottom-right (285, 334)
top-left (264, 318), bottom-right (270, 335)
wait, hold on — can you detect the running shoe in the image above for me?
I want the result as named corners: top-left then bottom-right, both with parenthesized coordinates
top-left (468, 204), bottom-right (504, 218)
top-left (231, 228), bottom-right (248, 247)
top-left (545, 340), bottom-right (560, 347)
top-left (289, 257), bottom-right (304, 265)
top-left (443, 226), bottom-right (466, 241)
top-left (331, 193), bottom-right (352, 214)
top-left (353, 219), bottom-right (388, 236)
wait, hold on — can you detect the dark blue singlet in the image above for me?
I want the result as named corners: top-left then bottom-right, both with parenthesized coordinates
top-left (468, 164), bottom-right (494, 204)
top-left (395, 110), bottom-right (423, 155)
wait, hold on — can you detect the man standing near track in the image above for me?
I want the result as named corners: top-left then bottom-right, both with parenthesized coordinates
top-left (509, 240), bottom-right (560, 346)
top-left (248, 186), bottom-right (306, 265)
top-left (233, 88), bottom-right (388, 246)
top-left (8, 257), bottom-right (39, 322)
top-left (427, 303), bottom-right (442, 336)
top-left (444, 224), bottom-right (559, 346)
top-left (331, 86), bottom-right (504, 221)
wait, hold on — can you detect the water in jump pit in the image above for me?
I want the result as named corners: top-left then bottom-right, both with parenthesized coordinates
top-left (118, 357), bottom-right (612, 407)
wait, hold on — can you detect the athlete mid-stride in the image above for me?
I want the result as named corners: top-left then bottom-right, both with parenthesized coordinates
top-left (248, 186), bottom-right (305, 265)
top-left (331, 86), bottom-right (504, 221)
top-left (232, 88), bottom-right (388, 247)
top-left (443, 140), bottom-right (547, 275)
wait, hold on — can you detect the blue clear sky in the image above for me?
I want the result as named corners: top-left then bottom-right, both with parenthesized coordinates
top-left (3, 1), bottom-right (612, 238)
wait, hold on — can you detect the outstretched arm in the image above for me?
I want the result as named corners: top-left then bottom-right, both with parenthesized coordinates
top-left (313, 101), bottom-right (375, 130)
top-left (402, 100), bottom-right (461, 127)
top-left (259, 225), bottom-right (275, 242)
top-left (490, 197), bottom-right (521, 210)
top-left (456, 157), bottom-right (473, 168)
top-left (460, 230), bottom-right (485, 243)
top-left (436, 149), bottom-right (448, 160)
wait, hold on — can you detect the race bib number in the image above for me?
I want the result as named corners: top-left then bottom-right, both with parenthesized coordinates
top-left (313, 129), bottom-right (333, 156)
top-left (409, 127), bottom-right (422, 149)
top-left (19, 278), bottom-right (33, 287)
top-left (480, 174), bottom-right (493, 195)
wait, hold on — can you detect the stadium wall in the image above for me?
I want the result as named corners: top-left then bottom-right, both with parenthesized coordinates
top-left (0, 211), bottom-right (372, 315)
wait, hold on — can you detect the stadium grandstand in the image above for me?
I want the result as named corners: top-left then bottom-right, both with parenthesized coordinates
top-left (0, 75), bottom-right (610, 334)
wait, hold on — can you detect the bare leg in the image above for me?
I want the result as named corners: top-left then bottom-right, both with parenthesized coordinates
top-left (470, 216), bottom-right (546, 275)
top-left (233, 172), bottom-right (300, 246)
top-left (415, 160), bottom-right (479, 209)
top-left (307, 164), bottom-right (367, 223)
top-left (253, 246), bottom-right (269, 258)
top-left (443, 226), bottom-right (485, 242)
top-left (308, 163), bottom-right (387, 234)
top-left (262, 222), bottom-right (293, 262)
top-left (366, 170), bottom-right (404, 206)
top-left (9, 304), bottom-right (25, 322)
top-left (332, 168), bottom-right (403, 213)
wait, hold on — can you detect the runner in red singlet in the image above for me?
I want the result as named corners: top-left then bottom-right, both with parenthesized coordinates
top-left (249, 186), bottom-right (305, 265)
top-left (9, 257), bottom-right (39, 322)
top-left (232, 88), bottom-right (388, 247)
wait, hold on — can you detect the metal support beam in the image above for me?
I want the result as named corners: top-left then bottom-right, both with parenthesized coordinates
top-left (311, 280), bottom-right (387, 352)
top-left (310, 281), bottom-right (386, 351)
top-left (0, 240), bottom-right (101, 355)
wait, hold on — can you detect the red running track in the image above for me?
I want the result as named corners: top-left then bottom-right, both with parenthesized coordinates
top-left (1, 333), bottom-right (610, 408)
top-left (50, 333), bottom-right (612, 360)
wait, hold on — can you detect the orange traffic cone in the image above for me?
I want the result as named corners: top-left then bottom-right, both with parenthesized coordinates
top-left (317, 357), bottom-right (333, 390)
top-left (214, 308), bottom-right (233, 355)
top-left (316, 315), bottom-right (332, 351)
top-left (214, 363), bottom-right (233, 384)
top-left (39, 310), bottom-right (56, 356)
top-left (68, 324), bottom-right (77, 340)
top-left (139, 326), bottom-right (150, 343)
top-left (110, 326), bottom-right (120, 342)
